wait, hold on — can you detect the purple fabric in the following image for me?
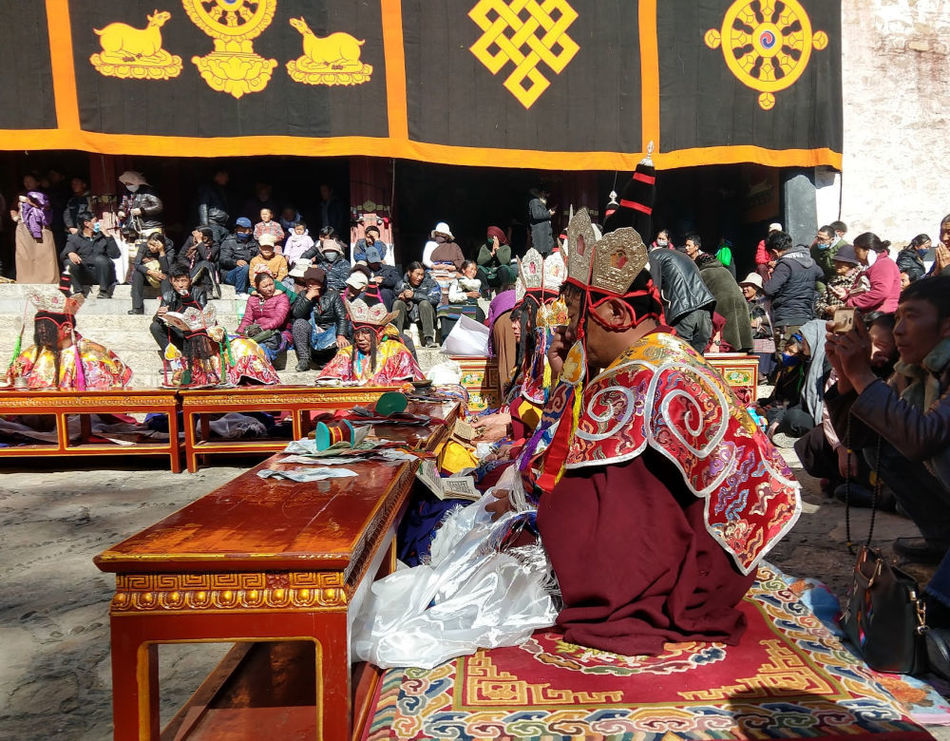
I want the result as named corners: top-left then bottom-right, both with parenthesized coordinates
top-left (486, 289), bottom-right (517, 355)
top-left (22, 191), bottom-right (51, 240)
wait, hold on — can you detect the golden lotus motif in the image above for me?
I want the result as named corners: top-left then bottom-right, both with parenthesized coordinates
top-left (182, 0), bottom-right (278, 98)
top-left (285, 16), bottom-right (373, 87)
top-left (90, 9), bottom-right (183, 80)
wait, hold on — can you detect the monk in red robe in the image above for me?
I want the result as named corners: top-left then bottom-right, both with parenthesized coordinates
top-left (522, 209), bottom-right (801, 656)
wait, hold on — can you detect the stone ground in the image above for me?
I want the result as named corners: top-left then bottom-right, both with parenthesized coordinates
top-left (1, 447), bottom-right (949, 740)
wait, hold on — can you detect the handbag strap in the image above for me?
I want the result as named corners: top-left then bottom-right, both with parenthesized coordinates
top-left (844, 413), bottom-right (883, 555)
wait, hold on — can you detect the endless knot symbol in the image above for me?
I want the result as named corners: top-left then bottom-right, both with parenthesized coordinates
top-left (469, 0), bottom-right (579, 109)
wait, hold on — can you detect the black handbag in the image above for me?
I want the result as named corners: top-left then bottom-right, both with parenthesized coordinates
top-left (841, 545), bottom-right (928, 674)
top-left (840, 429), bottom-right (928, 675)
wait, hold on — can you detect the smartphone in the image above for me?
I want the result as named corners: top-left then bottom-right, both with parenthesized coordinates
top-left (832, 307), bottom-right (856, 334)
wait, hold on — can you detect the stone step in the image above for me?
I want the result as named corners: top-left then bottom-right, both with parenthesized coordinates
top-left (0, 297), bottom-right (246, 315)
top-left (0, 282), bottom-right (239, 300)
top-left (130, 369), bottom-right (317, 389)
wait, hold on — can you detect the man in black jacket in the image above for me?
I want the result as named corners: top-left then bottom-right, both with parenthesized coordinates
top-left (178, 227), bottom-right (221, 297)
top-left (117, 171), bottom-right (163, 239)
top-left (61, 213), bottom-right (120, 298)
top-left (63, 176), bottom-right (92, 235)
top-left (149, 264), bottom-right (209, 353)
top-left (290, 266), bottom-right (349, 371)
top-left (129, 233), bottom-right (175, 314)
top-left (763, 231), bottom-right (824, 353)
top-left (393, 261), bottom-right (440, 346)
top-left (300, 228), bottom-right (352, 292)
top-left (219, 217), bottom-right (259, 296)
top-left (648, 241), bottom-right (716, 353)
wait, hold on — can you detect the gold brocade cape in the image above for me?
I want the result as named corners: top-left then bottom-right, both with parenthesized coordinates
top-left (562, 331), bottom-right (801, 575)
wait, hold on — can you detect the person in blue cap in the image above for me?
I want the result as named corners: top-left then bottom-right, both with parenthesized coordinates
top-left (219, 216), bottom-right (260, 297)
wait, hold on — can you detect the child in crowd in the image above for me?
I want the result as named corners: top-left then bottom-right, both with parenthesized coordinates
top-left (254, 207), bottom-right (285, 246)
top-left (249, 234), bottom-right (288, 284)
top-left (439, 260), bottom-right (484, 341)
top-left (282, 221), bottom-right (314, 268)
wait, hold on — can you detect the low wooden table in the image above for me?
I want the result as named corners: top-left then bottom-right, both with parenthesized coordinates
top-left (179, 386), bottom-right (394, 472)
top-left (0, 389), bottom-right (181, 472)
top-left (95, 455), bottom-right (413, 741)
top-left (95, 401), bottom-right (458, 740)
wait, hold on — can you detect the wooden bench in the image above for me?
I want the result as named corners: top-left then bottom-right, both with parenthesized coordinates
top-left (94, 401), bottom-right (459, 740)
top-left (0, 389), bottom-right (182, 472)
top-left (178, 386), bottom-right (395, 472)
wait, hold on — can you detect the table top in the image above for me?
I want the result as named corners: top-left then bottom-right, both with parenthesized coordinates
top-left (0, 388), bottom-right (177, 401)
top-left (94, 400), bottom-right (458, 575)
top-left (94, 456), bottom-right (413, 574)
top-left (178, 385), bottom-right (393, 403)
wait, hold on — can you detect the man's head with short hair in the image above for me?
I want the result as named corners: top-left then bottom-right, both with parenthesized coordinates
top-left (817, 225), bottom-right (835, 244)
top-left (893, 276), bottom-right (950, 365)
top-left (683, 233), bottom-right (702, 259)
top-left (830, 220), bottom-right (847, 237)
top-left (766, 230), bottom-right (793, 255)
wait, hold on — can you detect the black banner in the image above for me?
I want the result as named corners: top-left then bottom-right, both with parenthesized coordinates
top-left (68, 0), bottom-right (388, 138)
top-left (402, 0), bottom-right (642, 153)
top-left (0, 1), bottom-right (842, 171)
top-left (658, 0), bottom-right (842, 154)
top-left (0, 6), bottom-right (56, 130)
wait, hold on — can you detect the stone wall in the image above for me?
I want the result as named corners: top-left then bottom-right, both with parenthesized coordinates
top-left (839, 0), bottom-right (950, 244)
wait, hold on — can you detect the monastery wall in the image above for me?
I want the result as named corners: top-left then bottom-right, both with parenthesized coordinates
top-left (839, 0), bottom-right (950, 244)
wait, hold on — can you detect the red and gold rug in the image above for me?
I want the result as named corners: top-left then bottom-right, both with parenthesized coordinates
top-left (365, 564), bottom-right (935, 739)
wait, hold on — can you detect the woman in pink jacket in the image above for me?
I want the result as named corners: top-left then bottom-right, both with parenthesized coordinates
top-left (843, 232), bottom-right (902, 314)
top-left (237, 269), bottom-right (292, 361)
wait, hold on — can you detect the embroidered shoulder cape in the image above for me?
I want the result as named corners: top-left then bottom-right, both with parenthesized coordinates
top-left (563, 331), bottom-right (800, 574)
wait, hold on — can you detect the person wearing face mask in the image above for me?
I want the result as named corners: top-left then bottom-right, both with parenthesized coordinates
top-left (61, 212), bottom-right (120, 298)
top-left (651, 228), bottom-right (673, 250)
top-left (810, 225), bottom-right (841, 283)
top-left (301, 227), bottom-right (351, 292)
top-left (117, 171), bottom-right (163, 240)
top-left (760, 320), bottom-right (831, 443)
top-left (897, 234), bottom-right (930, 282)
top-left (219, 217), bottom-right (260, 297)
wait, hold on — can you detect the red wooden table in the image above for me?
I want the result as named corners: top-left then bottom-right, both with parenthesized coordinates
top-left (0, 389), bottom-right (182, 472)
top-left (178, 386), bottom-right (396, 472)
top-left (94, 401), bottom-right (458, 740)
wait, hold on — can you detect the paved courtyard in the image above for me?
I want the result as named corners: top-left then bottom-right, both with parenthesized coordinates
top-left (1, 449), bottom-right (948, 739)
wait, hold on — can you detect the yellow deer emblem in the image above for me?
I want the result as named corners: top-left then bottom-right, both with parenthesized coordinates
top-left (286, 17), bottom-right (373, 87)
top-left (90, 9), bottom-right (182, 80)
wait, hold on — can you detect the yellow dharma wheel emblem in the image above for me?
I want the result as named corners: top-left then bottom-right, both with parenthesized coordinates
top-left (705, 0), bottom-right (828, 110)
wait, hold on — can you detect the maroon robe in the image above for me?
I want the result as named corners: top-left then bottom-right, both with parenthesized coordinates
top-left (538, 448), bottom-right (755, 656)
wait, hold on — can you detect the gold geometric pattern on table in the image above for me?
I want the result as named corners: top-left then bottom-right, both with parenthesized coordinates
top-left (705, 0), bottom-right (828, 110)
top-left (182, 0), bottom-right (278, 98)
top-left (469, 0), bottom-right (579, 109)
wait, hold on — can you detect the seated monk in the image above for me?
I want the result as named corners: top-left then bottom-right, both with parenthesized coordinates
top-left (318, 287), bottom-right (424, 386)
top-left (5, 272), bottom-right (132, 390)
top-left (526, 209), bottom-right (801, 655)
top-left (474, 249), bottom-right (566, 443)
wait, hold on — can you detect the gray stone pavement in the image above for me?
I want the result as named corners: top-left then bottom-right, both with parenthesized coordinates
top-left (1, 449), bottom-right (948, 740)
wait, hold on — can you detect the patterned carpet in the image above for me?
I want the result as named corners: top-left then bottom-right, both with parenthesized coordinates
top-left (364, 564), bottom-right (941, 740)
